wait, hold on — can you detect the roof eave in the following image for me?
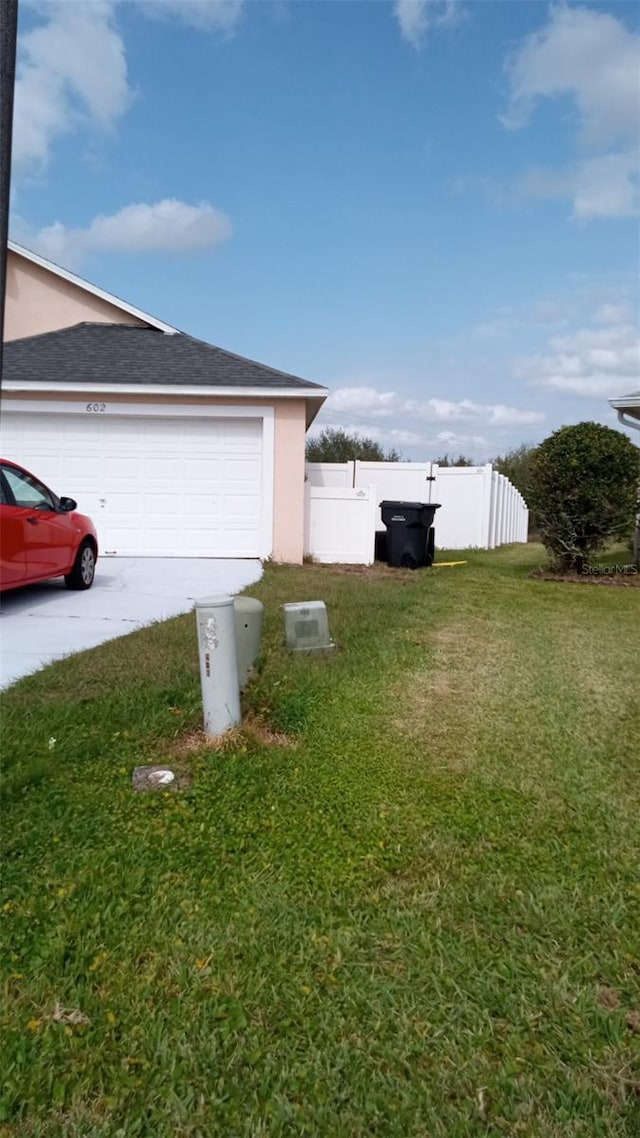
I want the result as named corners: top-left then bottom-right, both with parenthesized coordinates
top-left (609, 394), bottom-right (640, 432)
top-left (305, 393), bottom-right (327, 429)
top-left (609, 394), bottom-right (640, 410)
top-left (3, 380), bottom-right (329, 404)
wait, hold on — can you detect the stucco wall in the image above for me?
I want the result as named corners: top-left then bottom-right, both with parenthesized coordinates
top-left (272, 400), bottom-right (307, 564)
top-left (4, 251), bottom-right (146, 340)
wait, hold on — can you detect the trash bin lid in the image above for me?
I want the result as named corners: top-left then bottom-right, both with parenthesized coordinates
top-left (379, 500), bottom-right (429, 508)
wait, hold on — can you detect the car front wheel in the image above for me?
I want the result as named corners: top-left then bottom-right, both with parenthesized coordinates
top-left (65, 541), bottom-right (96, 590)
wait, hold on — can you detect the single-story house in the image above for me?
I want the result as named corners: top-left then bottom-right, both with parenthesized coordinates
top-left (2, 242), bottom-right (327, 563)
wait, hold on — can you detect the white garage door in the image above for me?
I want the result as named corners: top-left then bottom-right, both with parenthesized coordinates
top-left (1, 410), bottom-right (265, 557)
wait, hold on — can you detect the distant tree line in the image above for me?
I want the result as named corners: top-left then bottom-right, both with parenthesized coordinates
top-left (432, 454), bottom-right (474, 467)
top-left (306, 429), bottom-right (478, 466)
top-left (305, 428), bottom-right (401, 463)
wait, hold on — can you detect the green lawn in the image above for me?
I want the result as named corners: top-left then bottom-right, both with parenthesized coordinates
top-left (1, 545), bottom-right (639, 1137)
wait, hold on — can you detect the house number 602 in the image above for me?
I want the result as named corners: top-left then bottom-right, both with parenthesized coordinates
top-left (85, 402), bottom-right (106, 413)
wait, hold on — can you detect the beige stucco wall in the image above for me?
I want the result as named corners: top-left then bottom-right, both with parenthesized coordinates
top-left (272, 399), bottom-right (307, 564)
top-left (3, 390), bottom-right (309, 564)
top-left (4, 251), bottom-right (146, 341)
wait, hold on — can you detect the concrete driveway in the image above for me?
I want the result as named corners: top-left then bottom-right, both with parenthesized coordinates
top-left (0, 557), bottom-right (262, 689)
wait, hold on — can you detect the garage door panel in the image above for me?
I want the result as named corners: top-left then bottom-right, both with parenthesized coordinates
top-left (104, 492), bottom-right (143, 512)
top-left (109, 454), bottom-right (142, 477)
top-left (183, 456), bottom-right (224, 481)
top-left (1, 410), bottom-right (265, 557)
top-left (221, 475), bottom-right (261, 491)
top-left (219, 419), bottom-right (261, 444)
top-left (142, 492), bottom-right (181, 513)
top-left (63, 455), bottom-right (99, 480)
top-left (223, 456), bottom-right (261, 479)
top-left (36, 419), bottom-right (89, 444)
top-left (144, 457), bottom-right (177, 480)
top-left (226, 495), bottom-right (260, 518)
top-left (183, 528), bottom-right (223, 554)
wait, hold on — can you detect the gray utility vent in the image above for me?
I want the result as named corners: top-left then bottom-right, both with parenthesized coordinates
top-left (283, 601), bottom-right (334, 654)
top-left (233, 596), bottom-right (264, 690)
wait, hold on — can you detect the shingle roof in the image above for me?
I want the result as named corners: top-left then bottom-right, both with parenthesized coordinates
top-left (3, 322), bottom-right (325, 392)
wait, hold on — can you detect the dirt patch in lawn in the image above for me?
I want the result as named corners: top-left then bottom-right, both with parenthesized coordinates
top-left (390, 617), bottom-right (525, 772)
top-left (390, 578), bottom-right (629, 792)
top-left (530, 569), bottom-right (640, 587)
top-left (167, 712), bottom-right (296, 761)
top-left (309, 561), bottom-right (419, 582)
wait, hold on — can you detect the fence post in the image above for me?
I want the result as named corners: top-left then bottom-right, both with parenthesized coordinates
top-left (480, 464), bottom-right (493, 549)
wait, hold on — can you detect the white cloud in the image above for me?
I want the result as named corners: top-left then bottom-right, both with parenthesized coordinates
top-left (394, 0), bottom-right (463, 49)
top-left (135, 0), bottom-right (244, 34)
top-left (471, 312), bottom-right (514, 339)
top-left (594, 302), bottom-right (633, 326)
top-left (480, 404), bottom-right (543, 428)
top-left (472, 299), bottom-right (575, 338)
top-left (538, 375), bottom-right (633, 398)
top-left (418, 399), bottom-right (543, 427)
top-left (516, 322), bottom-right (640, 398)
top-left (384, 428), bottom-right (430, 448)
top-left (307, 421), bottom-right (428, 448)
top-left (326, 387), bottom-right (543, 427)
top-left (519, 151), bottom-right (639, 221)
top-left (434, 430), bottom-right (488, 448)
top-left (307, 419), bottom-right (493, 458)
top-left (20, 199), bottom-right (232, 268)
top-left (327, 386), bottom-right (399, 417)
top-left (502, 6), bottom-right (640, 220)
top-left (14, 1), bottom-right (131, 174)
top-left (502, 6), bottom-right (639, 148)
top-left (13, 0), bottom-right (246, 177)
top-left (530, 298), bottom-right (574, 326)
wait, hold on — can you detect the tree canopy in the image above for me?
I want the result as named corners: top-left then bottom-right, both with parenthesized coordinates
top-left (306, 428), bottom-right (401, 463)
top-left (491, 442), bottom-right (539, 532)
top-left (491, 443), bottom-right (537, 498)
top-left (432, 454), bottom-right (474, 467)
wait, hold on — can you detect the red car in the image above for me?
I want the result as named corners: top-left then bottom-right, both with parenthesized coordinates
top-left (0, 459), bottom-right (98, 592)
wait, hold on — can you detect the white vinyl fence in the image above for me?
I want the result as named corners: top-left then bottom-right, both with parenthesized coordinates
top-left (304, 484), bottom-right (377, 565)
top-left (304, 460), bottom-right (528, 562)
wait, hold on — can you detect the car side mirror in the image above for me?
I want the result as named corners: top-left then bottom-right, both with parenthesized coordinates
top-left (59, 497), bottom-right (77, 512)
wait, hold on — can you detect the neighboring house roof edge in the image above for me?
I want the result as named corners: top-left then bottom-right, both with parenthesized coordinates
top-left (609, 391), bottom-right (640, 432)
top-left (8, 240), bottom-right (180, 335)
top-left (609, 392), bottom-right (640, 410)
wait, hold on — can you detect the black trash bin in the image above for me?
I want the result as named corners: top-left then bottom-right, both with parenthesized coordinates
top-left (380, 500), bottom-right (440, 569)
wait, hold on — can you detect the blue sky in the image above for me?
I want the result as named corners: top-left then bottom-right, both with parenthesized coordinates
top-left (10, 0), bottom-right (640, 460)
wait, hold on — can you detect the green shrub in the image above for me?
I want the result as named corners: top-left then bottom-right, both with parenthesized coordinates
top-left (528, 421), bottom-right (640, 572)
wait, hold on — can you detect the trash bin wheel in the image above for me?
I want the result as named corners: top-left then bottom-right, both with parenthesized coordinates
top-left (401, 552), bottom-right (419, 570)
